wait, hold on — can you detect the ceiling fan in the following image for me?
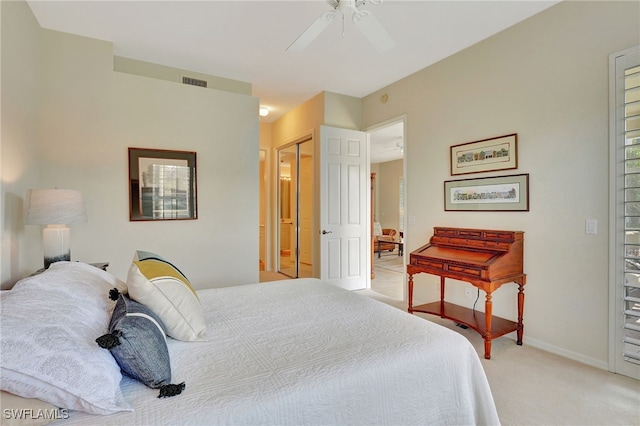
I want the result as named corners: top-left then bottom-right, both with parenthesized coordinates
top-left (287, 0), bottom-right (395, 54)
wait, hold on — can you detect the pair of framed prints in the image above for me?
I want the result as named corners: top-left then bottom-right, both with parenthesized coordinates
top-left (446, 133), bottom-right (529, 212)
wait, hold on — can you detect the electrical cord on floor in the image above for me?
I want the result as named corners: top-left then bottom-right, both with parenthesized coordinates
top-left (456, 288), bottom-right (481, 329)
top-left (472, 288), bottom-right (480, 312)
top-left (455, 288), bottom-right (480, 329)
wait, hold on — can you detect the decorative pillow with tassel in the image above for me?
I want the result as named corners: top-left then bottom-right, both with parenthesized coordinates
top-left (126, 250), bottom-right (206, 342)
top-left (96, 289), bottom-right (185, 399)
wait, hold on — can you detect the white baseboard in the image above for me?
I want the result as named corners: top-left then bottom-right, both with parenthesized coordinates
top-left (524, 336), bottom-right (609, 371)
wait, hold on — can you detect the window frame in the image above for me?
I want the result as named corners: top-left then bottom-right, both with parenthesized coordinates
top-left (609, 45), bottom-right (640, 380)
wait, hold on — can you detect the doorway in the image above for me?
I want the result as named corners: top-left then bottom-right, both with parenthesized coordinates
top-left (368, 119), bottom-right (406, 301)
top-left (278, 138), bottom-right (313, 278)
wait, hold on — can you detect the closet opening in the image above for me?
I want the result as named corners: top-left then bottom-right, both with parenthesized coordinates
top-left (278, 138), bottom-right (313, 278)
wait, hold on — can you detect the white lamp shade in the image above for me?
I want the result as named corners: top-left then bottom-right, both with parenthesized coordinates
top-left (25, 189), bottom-right (87, 225)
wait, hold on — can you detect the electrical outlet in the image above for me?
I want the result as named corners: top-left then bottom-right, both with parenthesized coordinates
top-left (465, 288), bottom-right (473, 298)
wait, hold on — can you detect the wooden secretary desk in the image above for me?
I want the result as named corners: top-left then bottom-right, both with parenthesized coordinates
top-left (407, 227), bottom-right (526, 359)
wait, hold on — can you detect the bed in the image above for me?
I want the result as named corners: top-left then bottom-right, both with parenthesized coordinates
top-left (1, 260), bottom-right (500, 426)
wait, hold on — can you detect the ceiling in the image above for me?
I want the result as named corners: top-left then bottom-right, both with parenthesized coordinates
top-left (26, 0), bottom-right (559, 162)
top-left (369, 122), bottom-right (404, 163)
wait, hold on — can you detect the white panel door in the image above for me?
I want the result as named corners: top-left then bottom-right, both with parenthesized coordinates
top-left (320, 125), bottom-right (369, 291)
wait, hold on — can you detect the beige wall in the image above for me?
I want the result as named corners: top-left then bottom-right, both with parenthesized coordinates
top-left (1, 1), bottom-right (260, 289)
top-left (362, 0), bottom-right (640, 368)
top-left (114, 56), bottom-right (252, 96)
top-left (270, 90), bottom-right (362, 149)
top-left (1, 0), bottom-right (43, 285)
top-left (324, 91), bottom-right (362, 130)
top-left (259, 123), bottom-right (272, 269)
top-left (271, 92), bottom-right (324, 149)
top-left (370, 163), bottom-right (380, 223)
top-left (259, 122), bottom-right (272, 233)
top-left (375, 159), bottom-right (403, 231)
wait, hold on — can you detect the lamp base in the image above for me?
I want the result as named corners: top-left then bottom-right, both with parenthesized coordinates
top-left (44, 254), bottom-right (71, 269)
top-left (43, 225), bottom-right (71, 269)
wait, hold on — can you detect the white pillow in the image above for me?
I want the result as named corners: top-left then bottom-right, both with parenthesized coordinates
top-left (0, 391), bottom-right (59, 426)
top-left (126, 251), bottom-right (206, 342)
top-left (0, 262), bottom-right (132, 415)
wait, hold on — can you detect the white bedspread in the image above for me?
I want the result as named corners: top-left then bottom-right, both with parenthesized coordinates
top-left (57, 278), bottom-right (500, 425)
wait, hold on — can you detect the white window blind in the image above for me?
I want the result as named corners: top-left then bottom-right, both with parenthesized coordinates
top-left (622, 62), bottom-right (640, 365)
top-left (611, 46), bottom-right (640, 379)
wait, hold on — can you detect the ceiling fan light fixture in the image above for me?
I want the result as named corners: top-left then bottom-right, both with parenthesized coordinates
top-left (286, 0), bottom-right (394, 53)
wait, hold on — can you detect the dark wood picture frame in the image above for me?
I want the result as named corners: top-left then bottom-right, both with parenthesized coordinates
top-left (128, 147), bottom-right (197, 221)
top-left (444, 173), bottom-right (529, 212)
top-left (450, 133), bottom-right (518, 176)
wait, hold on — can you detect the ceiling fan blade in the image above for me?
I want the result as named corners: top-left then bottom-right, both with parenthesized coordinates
top-left (352, 9), bottom-right (395, 53)
top-left (287, 11), bottom-right (337, 52)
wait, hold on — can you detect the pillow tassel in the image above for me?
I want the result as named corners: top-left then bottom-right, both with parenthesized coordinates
top-left (95, 330), bottom-right (122, 349)
top-left (109, 288), bottom-right (121, 301)
top-left (158, 382), bottom-right (185, 398)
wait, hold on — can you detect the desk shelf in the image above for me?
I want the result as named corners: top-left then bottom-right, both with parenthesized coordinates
top-left (411, 301), bottom-right (518, 340)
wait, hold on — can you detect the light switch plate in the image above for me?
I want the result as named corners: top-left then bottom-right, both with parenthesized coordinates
top-left (586, 219), bottom-right (597, 235)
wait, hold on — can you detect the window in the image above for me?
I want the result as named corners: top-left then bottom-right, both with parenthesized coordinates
top-left (610, 46), bottom-right (640, 379)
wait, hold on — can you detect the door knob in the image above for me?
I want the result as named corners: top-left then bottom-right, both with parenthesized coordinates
top-left (321, 230), bottom-right (332, 235)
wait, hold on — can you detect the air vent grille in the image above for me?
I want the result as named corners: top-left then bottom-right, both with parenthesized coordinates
top-left (182, 76), bottom-right (207, 88)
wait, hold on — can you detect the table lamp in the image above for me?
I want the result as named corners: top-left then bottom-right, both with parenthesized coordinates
top-left (25, 188), bottom-right (87, 269)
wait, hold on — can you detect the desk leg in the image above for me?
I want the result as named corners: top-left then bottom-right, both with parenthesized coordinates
top-left (517, 279), bottom-right (525, 345)
top-left (484, 291), bottom-right (493, 360)
top-left (408, 273), bottom-right (414, 314)
top-left (439, 276), bottom-right (446, 312)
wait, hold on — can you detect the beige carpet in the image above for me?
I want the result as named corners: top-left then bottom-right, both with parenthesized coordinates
top-left (357, 289), bottom-right (640, 426)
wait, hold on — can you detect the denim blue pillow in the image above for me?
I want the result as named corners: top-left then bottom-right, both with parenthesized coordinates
top-left (96, 290), bottom-right (184, 398)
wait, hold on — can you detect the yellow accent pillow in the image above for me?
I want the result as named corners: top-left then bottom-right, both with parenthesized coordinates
top-left (126, 251), bottom-right (206, 342)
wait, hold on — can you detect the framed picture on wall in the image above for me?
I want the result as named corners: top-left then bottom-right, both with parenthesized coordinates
top-left (128, 148), bottom-right (198, 221)
top-left (444, 173), bottom-right (529, 212)
top-left (450, 133), bottom-right (518, 176)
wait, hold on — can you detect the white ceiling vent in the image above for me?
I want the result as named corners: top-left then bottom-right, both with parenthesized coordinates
top-left (182, 76), bottom-right (207, 88)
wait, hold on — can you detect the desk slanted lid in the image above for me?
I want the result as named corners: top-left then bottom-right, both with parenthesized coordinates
top-left (415, 245), bottom-right (498, 266)
top-left (409, 227), bottom-right (524, 282)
